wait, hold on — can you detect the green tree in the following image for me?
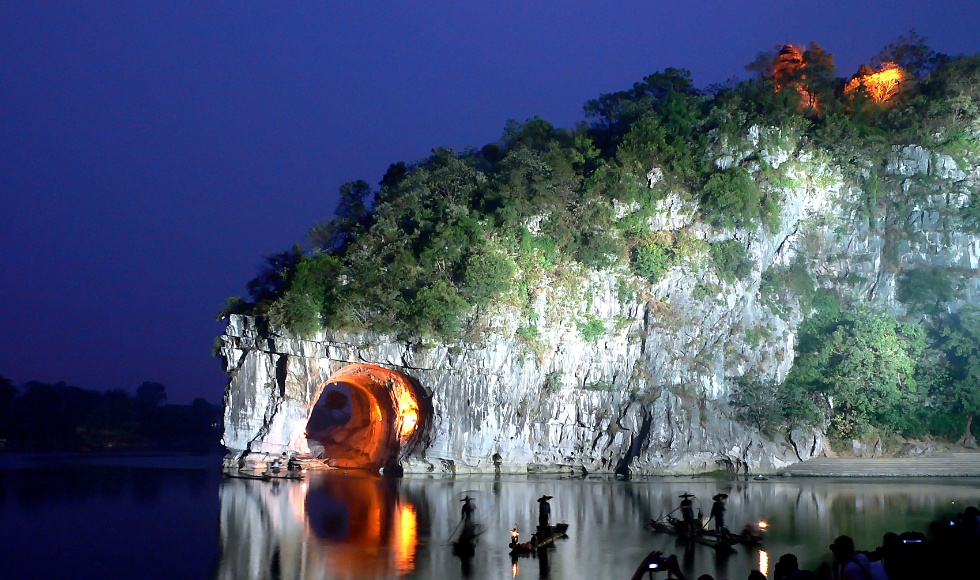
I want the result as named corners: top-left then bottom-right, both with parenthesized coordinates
top-left (730, 376), bottom-right (819, 436)
top-left (244, 245), bottom-right (304, 305)
top-left (136, 381), bottom-right (167, 407)
top-left (786, 307), bottom-right (925, 438)
top-left (461, 250), bottom-right (516, 305)
top-left (309, 180), bottom-right (374, 253)
top-left (584, 67), bottom-right (699, 153)
top-left (897, 266), bottom-right (955, 315)
top-left (409, 279), bottom-right (470, 337)
top-left (700, 167), bottom-right (766, 230)
top-left (939, 307), bottom-right (980, 444)
top-left (874, 28), bottom-right (947, 78)
top-left (709, 240), bottom-right (752, 283)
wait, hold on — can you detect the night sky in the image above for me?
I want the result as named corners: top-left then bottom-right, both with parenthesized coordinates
top-left (3, 2), bottom-right (979, 404)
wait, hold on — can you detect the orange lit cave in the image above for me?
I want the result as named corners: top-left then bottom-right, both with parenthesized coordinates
top-left (306, 364), bottom-right (428, 471)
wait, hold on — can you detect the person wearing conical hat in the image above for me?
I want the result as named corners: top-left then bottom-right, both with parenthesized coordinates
top-left (710, 493), bottom-right (728, 538)
top-left (460, 495), bottom-right (475, 524)
top-left (679, 492), bottom-right (696, 537)
top-left (537, 495), bottom-right (553, 528)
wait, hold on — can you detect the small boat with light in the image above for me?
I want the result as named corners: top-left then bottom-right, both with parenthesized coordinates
top-left (508, 523), bottom-right (570, 555)
top-left (648, 514), bottom-right (767, 549)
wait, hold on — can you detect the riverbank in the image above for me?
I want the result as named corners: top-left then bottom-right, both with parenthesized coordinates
top-left (778, 452), bottom-right (980, 476)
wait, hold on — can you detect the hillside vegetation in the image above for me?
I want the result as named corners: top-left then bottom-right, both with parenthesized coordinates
top-left (222, 33), bottom-right (980, 448)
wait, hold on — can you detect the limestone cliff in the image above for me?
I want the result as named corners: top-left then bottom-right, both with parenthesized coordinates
top-left (219, 126), bottom-right (979, 475)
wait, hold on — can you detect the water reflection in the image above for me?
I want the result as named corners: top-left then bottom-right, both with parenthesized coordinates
top-left (219, 472), bottom-right (422, 579)
top-left (218, 474), bottom-right (980, 579)
top-left (0, 457), bottom-right (222, 580)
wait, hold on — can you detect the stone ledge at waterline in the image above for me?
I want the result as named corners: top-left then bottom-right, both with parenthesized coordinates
top-left (218, 314), bottom-right (822, 476)
top-left (779, 452), bottom-right (980, 477)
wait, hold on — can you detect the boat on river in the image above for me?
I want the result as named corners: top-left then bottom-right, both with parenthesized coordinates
top-left (508, 523), bottom-right (570, 555)
top-left (648, 514), bottom-right (766, 550)
top-left (225, 468), bottom-right (304, 481)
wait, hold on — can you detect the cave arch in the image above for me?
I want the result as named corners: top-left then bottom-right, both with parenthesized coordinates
top-left (306, 364), bottom-right (428, 471)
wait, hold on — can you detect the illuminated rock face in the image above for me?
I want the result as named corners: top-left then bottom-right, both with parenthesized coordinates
top-left (219, 297), bottom-right (818, 475)
top-left (220, 129), bottom-right (980, 475)
top-left (219, 337), bottom-right (428, 472)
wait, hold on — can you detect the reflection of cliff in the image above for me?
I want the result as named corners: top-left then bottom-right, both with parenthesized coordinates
top-left (218, 478), bottom-right (309, 580)
top-left (218, 473), bottom-right (419, 579)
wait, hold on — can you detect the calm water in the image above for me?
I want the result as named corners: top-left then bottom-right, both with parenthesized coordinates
top-left (1, 454), bottom-right (978, 579)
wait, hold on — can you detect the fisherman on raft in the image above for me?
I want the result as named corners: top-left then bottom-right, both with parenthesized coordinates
top-left (679, 492), bottom-right (697, 537)
top-left (710, 493), bottom-right (729, 538)
top-left (461, 495), bottom-right (476, 524)
top-left (537, 495), bottom-right (553, 530)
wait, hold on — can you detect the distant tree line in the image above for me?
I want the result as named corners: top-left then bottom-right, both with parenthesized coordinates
top-left (0, 376), bottom-right (222, 452)
top-left (220, 31), bottom-right (980, 446)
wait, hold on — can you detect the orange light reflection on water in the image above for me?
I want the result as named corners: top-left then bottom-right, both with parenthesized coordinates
top-left (394, 502), bottom-right (417, 576)
top-left (759, 550), bottom-right (769, 576)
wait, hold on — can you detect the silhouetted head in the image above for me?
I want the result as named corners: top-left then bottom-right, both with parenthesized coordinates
top-left (830, 535), bottom-right (856, 560)
top-left (747, 571), bottom-right (767, 580)
top-left (777, 553), bottom-right (799, 572)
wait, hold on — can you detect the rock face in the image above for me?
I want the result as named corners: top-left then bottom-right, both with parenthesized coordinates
top-left (219, 129), bottom-right (979, 475)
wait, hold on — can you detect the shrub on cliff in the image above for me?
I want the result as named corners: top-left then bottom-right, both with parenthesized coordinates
top-left (709, 240), bottom-right (753, 284)
top-left (730, 376), bottom-right (819, 436)
top-left (630, 240), bottom-right (674, 283)
top-left (700, 167), bottom-right (772, 231)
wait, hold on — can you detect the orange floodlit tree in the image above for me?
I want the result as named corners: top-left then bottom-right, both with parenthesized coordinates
top-left (766, 43), bottom-right (835, 114)
top-left (843, 62), bottom-right (909, 104)
top-left (772, 44), bottom-right (805, 83)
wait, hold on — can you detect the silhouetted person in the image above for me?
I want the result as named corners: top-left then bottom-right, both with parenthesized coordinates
top-left (829, 535), bottom-right (886, 580)
top-left (461, 495), bottom-right (475, 524)
top-left (748, 570), bottom-right (767, 580)
top-left (870, 533), bottom-right (899, 578)
top-left (773, 553), bottom-right (815, 580)
top-left (697, 575), bottom-right (715, 580)
top-left (537, 495), bottom-right (552, 528)
top-left (710, 493), bottom-right (728, 536)
top-left (680, 492), bottom-right (696, 537)
top-left (269, 453), bottom-right (285, 475)
top-left (965, 506), bottom-right (980, 534)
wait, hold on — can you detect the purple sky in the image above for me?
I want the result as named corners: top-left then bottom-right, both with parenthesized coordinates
top-left (3, 1), bottom-right (979, 403)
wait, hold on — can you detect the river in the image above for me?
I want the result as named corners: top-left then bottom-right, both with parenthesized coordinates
top-left (1, 453), bottom-right (977, 579)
